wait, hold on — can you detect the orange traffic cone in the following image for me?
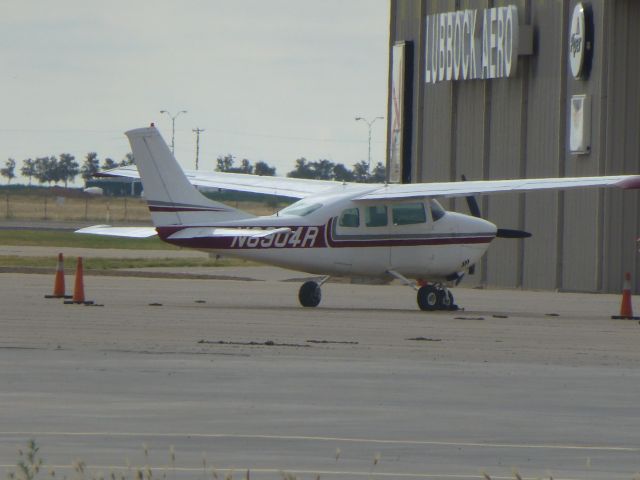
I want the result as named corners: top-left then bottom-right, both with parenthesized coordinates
top-left (45, 253), bottom-right (68, 298)
top-left (72, 257), bottom-right (85, 303)
top-left (612, 272), bottom-right (639, 319)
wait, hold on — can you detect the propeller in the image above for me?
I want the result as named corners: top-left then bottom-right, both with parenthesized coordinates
top-left (459, 174), bottom-right (531, 275)
top-left (461, 176), bottom-right (531, 236)
top-left (495, 228), bottom-right (531, 239)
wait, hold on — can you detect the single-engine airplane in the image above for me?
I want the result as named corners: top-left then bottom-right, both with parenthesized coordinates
top-left (78, 126), bottom-right (640, 310)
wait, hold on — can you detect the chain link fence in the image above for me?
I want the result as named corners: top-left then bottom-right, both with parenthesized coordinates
top-left (2, 193), bottom-right (151, 223)
top-left (1, 193), bottom-right (285, 222)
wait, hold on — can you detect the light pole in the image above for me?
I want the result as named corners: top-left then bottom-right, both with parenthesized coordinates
top-left (355, 116), bottom-right (384, 170)
top-left (160, 109), bottom-right (188, 154)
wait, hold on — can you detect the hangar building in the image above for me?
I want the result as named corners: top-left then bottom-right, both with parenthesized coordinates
top-left (386, 1), bottom-right (640, 293)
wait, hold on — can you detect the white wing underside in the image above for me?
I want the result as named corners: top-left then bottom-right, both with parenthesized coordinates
top-left (75, 224), bottom-right (292, 240)
top-left (351, 175), bottom-right (640, 200)
top-left (75, 225), bottom-right (158, 237)
top-left (98, 166), bottom-right (640, 201)
top-left (167, 227), bottom-right (291, 240)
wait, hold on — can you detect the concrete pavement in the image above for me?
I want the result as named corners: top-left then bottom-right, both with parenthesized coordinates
top-left (1, 271), bottom-right (640, 479)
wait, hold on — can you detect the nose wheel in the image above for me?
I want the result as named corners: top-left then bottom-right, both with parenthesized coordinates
top-left (299, 281), bottom-right (321, 307)
top-left (417, 284), bottom-right (457, 311)
top-left (298, 276), bottom-right (329, 307)
top-left (386, 270), bottom-right (460, 312)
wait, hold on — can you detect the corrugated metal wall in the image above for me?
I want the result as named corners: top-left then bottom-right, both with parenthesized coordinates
top-left (389, 0), bottom-right (640, 293)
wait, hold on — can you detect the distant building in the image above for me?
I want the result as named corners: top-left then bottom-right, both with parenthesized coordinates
top-left (387, 1), bottom-right (640, 293)
top-left (85, 177), bottom-right (142, 197)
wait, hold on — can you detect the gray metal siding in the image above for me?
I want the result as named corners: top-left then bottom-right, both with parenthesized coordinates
top-left (602, 0), bottom-right (640, 293)
top-left (389, 0), bottom-right (640, 293)
top-left (562, 0), bottom-right (604, 291)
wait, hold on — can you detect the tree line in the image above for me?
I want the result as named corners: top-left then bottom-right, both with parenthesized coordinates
top-left (215, 155), bottom-right (386, 183)
top-left (0, 153), bottom-right (134, 187)
top-left (1, 152), bottom-right (387, 187)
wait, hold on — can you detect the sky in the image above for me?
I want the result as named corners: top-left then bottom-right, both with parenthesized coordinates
top-left (0, 1), bottom-right (390, 184)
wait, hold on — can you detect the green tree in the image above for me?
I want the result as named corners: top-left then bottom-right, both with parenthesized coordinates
top-left (369, 162), bottom-right (386, 183)
top-left (216, 154), bottom-right (235, 172)
top-left (33, 157), bottom-right (46, 184)
top-left (311, 159), bottom-right (335, 180)
top-left (239, 158), bottom-right (253, 174)
top-left (287, 158), bottom-right (314, 179)
top-left (21, 158), bottom-right (36, 185)
top-left (333, 163), bottom-right (354, 182)
top-left (1, 158), bottom-right (16, 184)
top-left (352, 160), bottom-right (370, 183)
top-left (288, 158), bottom-right (339, 180)
top-left (102, 158), bottom-right (118, 170)
top-left (57, 153), bottom-right (80, 187)
top-left (216, 155), bottom-right (276, 176)
top-left (254, 161), bottom-right (276, 176)
top-left (120, 153), bottom-right (134, 166)
top-left (48, 156), bottom-right (64, 185)
top-left (81, 152), bottom-right (100, 184)
top-left (34, 156), bottom-right (57, 185)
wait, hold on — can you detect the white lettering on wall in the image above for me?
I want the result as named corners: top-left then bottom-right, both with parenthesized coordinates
top-left (424, 6), bottom-right (519, 83)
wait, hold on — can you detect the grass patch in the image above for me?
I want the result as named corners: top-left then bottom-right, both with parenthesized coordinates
top-left (0, 255), bottom-right (255, 270)
top-left (0, 229), bottom-right (176, 250)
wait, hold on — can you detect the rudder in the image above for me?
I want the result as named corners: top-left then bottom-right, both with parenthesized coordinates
top-left (125, 127), bottom-right (252, 226)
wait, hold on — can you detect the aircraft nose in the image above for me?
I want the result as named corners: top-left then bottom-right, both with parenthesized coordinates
top-left (475, 216), bottom-right (498, 237)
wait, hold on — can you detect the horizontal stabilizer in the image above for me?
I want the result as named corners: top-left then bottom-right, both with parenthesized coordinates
top-left (167, 227), bottom-right (292, 240)
top-left (75, 225), bottom-right (158, 238)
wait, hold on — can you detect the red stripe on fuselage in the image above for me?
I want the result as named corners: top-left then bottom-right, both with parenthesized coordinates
top-left (155, 220), bottom-right (494, 250)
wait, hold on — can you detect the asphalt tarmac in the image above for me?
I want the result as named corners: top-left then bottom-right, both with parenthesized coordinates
top-left (1, 268), bottom-right (640, 480)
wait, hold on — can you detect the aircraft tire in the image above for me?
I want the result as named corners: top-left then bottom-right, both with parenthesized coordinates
top-left (299, 281), bottom-right (322, 307)
top-left (417, 285), bottom-right (439, 311)
top-left (439, 290), bottom-right (454, 309)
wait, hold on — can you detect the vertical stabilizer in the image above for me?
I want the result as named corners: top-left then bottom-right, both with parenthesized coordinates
top-left (125, 127), bottom-right (253, 226)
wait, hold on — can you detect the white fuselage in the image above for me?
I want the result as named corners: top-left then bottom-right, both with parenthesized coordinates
top-left (159, 187), bottom-right (497, 282)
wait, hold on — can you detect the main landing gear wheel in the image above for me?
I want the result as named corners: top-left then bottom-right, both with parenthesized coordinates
top-left (439, 289), bottom-right (454, 309)
top-left (299, 281), bottom-right (322, 307)
top-left (417, 285), bottom-right (457, 311)
top-left (417, 285), bottom-right (439, 311)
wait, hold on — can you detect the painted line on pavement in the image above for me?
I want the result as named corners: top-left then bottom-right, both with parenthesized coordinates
top-left (0, 431), bottom-right (638, 453)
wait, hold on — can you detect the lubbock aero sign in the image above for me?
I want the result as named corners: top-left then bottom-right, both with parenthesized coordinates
top-left (425, 6), bottom-right (519, 83)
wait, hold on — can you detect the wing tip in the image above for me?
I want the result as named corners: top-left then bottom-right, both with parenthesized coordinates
top-left (616, 176), bottom-right (640, 189)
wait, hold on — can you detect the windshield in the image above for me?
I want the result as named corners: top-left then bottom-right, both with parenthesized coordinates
top-left (278, 200), bottom-right (323, 217)
top-left (429, 199), bottom-right (446, 221)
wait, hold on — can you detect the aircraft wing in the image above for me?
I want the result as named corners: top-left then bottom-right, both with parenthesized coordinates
top-left (98, 166), bottom-right (640, 201)
top-left (75, 225), bottom-right (292, 240)
top-left (167, 226), bottom-right (292, 240)
top-left (352, 175), bottom-right (640, 201)
top-left (75, 225), bottom-right (158, 237)
top-left (96, 166), bottom-right (345, 199)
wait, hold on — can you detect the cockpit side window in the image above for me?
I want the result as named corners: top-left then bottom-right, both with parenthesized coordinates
top-left (339, 208), bottom-right (360, 228)
top-left (429, 199), bottom-right (446, 221)
top-left (392, 203), bottom-right (426, 225)
top-left (365, 205), bottom-right (388, 227)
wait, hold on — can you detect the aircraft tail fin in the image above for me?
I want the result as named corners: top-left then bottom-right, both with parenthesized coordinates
top-left (125, 126), bottom-right (253, 227)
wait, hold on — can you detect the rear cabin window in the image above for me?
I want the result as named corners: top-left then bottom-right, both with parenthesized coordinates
top-left (365, 205), bottom-right (388, 227)
top-left (339, 208), bottom-right (360, 227)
